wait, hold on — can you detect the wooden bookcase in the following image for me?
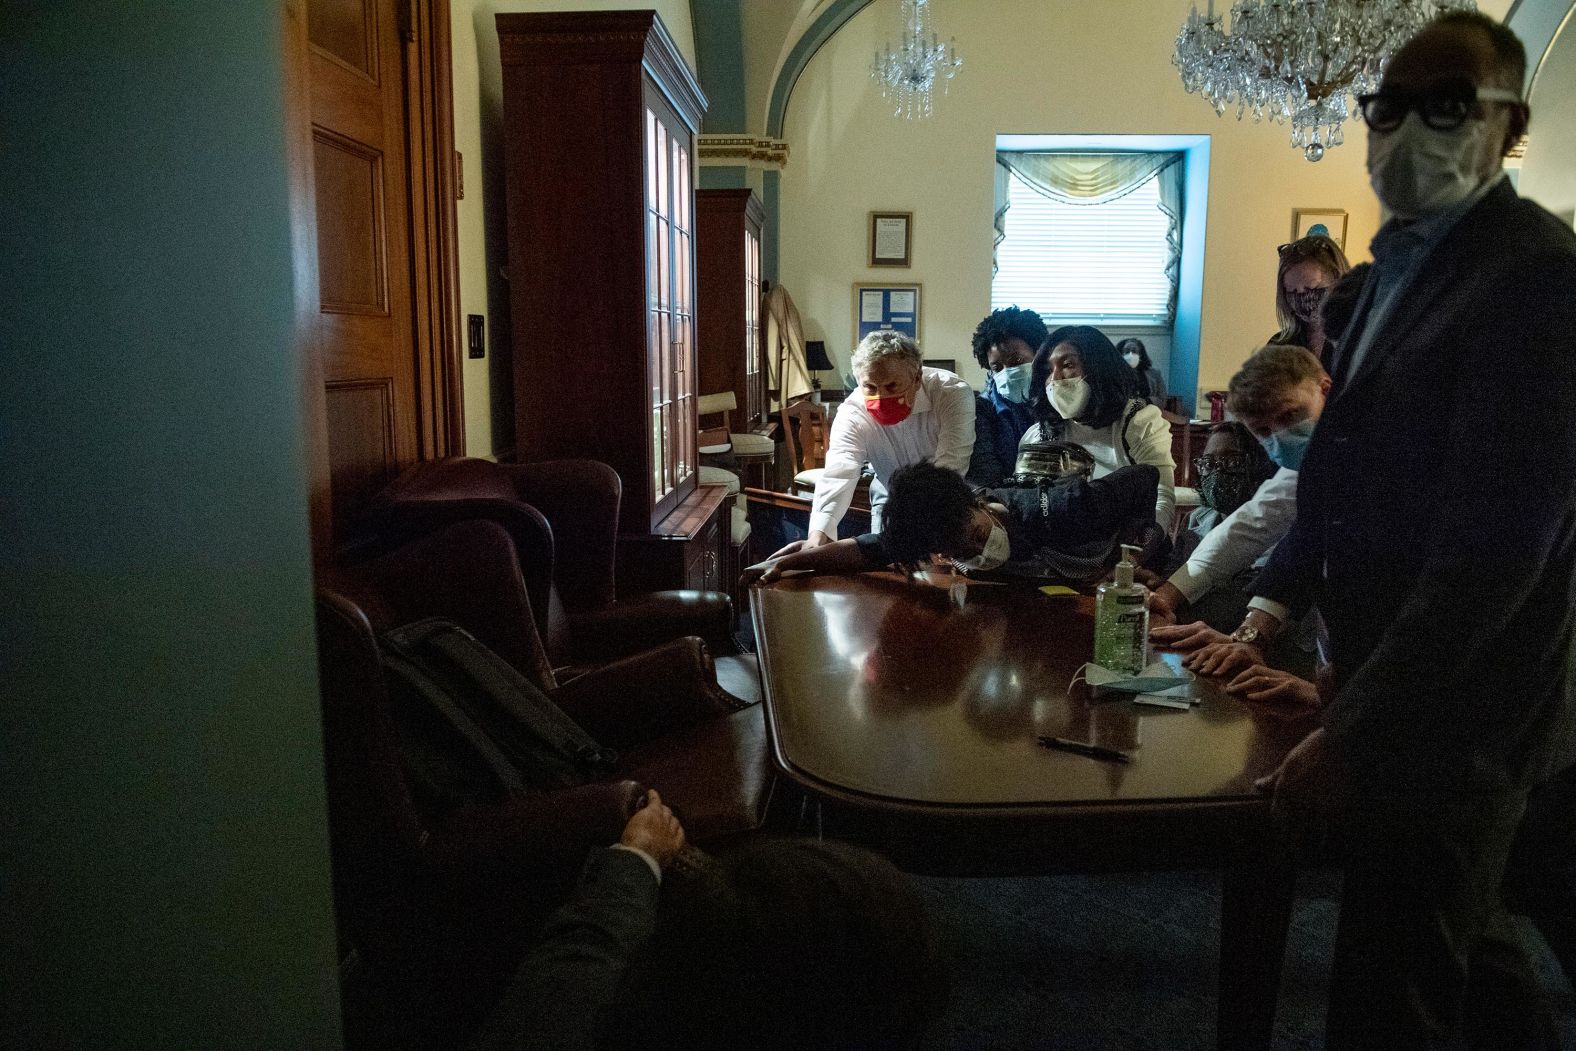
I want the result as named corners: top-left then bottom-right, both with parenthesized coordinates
top-left (695, 188), bottom-right (766, 429)
top-left (498, 11), bottom-right (725, 593)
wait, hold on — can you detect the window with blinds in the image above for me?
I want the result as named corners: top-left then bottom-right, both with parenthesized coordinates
top-left (992, 162), bottom-right (1176, 325)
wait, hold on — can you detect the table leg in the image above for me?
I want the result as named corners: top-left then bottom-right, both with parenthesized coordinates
top-left (1217, 847), bottom-right (1296, 1051)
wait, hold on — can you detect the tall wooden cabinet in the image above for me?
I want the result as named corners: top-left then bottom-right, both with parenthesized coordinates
top-left (695, 188), bottom-right (766, 429)
top-left (497, 11), bottom-right (725, 593)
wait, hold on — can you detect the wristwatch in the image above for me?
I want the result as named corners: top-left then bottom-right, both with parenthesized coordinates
top-left (1229, 623), bottom-right (1262, 645)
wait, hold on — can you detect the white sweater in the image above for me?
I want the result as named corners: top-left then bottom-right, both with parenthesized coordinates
top-left (1019, 401), bottom-right (1176, 526)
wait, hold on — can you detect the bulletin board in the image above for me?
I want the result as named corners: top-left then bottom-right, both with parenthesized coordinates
top-left (852, 282), bottom-right (923, 352)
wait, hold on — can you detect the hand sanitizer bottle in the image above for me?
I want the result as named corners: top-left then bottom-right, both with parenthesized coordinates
top-left (1094, 544), bottom-right (1149, 675)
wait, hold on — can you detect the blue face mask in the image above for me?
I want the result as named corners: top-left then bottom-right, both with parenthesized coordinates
top-left (1260, 418), bottom-right (1317, 471)
top-left (993, 361), bottom-right (1034, 404)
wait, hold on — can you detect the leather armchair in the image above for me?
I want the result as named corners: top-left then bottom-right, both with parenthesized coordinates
top-left (319, 520), bottom-right (771, 1042)
top-left (360, 457), bottom-right (748, 673)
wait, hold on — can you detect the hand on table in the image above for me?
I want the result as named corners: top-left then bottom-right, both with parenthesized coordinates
top-left (741, 559), bottom-right (784, 587)
top-left (1226, 664), bottom-right (1320, 708)
top-left (1182, 641), bottom-right (1265, 678)
top-left (1149, 621), bottom-right (1228, 651)
top-left (1255, 728), bottom-right (1344, 824)
top-left (621, 789), bottom-right (686, 870)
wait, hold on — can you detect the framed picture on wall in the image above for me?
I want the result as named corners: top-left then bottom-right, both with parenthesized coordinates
top-left (868, 211), bottom-right (912, 267)
top-left (1290, 208), bottom-right (1348, 250)
top-left (853, 282), bottom-right (923, 353)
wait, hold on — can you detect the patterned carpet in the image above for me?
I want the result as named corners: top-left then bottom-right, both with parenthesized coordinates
top-left (913, 868), bottom-right (1576, 1050)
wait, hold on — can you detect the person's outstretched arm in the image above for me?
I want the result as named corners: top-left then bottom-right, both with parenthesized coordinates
top-left (743, 535), bottom-right (882, 586)
top-left (469, 791), bottom-right (685, 1051)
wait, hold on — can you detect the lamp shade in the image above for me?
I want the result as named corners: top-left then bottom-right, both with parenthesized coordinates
top-left (804, 340), bottom-right (834, 372)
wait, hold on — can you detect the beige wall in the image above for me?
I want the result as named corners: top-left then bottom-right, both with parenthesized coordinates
top-left (1521, 14), bottom-right (1576, 225)
top-left (451, 0), bottom-right (698, 457)
top-left (776, 0), bottom-right (1391, 401)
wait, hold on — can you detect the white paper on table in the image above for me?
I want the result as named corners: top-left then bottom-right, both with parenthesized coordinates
top-left (889, 290), bottom-right (916, 313)
top-left (860, 290), bottom-right (885, 322)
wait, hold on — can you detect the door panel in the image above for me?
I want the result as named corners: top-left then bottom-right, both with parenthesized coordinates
top-left (312, 129), bottom-right (386, 313)
top-left (308, 0), bottom-right (376, 76)
top-left (307, 0), bottom-right (418, 528)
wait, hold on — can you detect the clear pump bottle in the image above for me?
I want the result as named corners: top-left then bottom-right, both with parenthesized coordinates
top-left (1094, 544), bottom-right (1149, 674)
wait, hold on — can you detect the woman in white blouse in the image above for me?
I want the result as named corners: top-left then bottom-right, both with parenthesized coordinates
top-left (799, 329), bottom-right (975, 549)
top-left (1020, 325), bottom-right (1175, 527)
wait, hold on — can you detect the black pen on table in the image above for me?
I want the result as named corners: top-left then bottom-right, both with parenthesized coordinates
top-left (1037, 735), bottom-right (1132, 764)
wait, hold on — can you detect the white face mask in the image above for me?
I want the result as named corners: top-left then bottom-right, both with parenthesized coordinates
top-left (1123, 352), bottom-right (1141, 368)
top-left (1048, 376), bottom-right (1091, 419)
top-left (954, 524), bottom-right (1009, 572)
top-left (1074, 660), bottom-right (1195, 695)
top-left (1366, 110), bottom-right (1501, 221)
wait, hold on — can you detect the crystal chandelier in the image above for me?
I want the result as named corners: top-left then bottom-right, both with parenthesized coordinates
top-left (1173, 0), bottom-right (1478, 161)
top-left (870, 0), bottom-right (963, 120)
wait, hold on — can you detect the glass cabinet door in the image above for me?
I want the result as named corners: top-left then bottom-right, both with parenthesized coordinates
top-left (645, 99), bottom-right (697, 517)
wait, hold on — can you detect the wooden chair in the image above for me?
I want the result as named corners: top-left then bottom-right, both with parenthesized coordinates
top-left (698, 390), bottom-right (774, 489)
top-left (781, 396), bottom-right (829, 495)
top-left (1162, 408), bottom-right (1204, 541)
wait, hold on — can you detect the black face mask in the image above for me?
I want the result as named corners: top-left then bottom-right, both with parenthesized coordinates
top-left (1288, 287), bottom-right (1326, 323)
top-left (1199, 470), bottom-right (1253, 516)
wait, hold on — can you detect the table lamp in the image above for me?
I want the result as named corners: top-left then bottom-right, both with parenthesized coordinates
top-left (805, 340), bottom-right (834, 402)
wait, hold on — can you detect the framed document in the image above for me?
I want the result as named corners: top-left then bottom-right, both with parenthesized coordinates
top-left (1290, 208), bottom-right (1348, 250)
top-left (869, 211), bottom-right (912, 268)
top-left (852, 282), bottom-right (923, 352)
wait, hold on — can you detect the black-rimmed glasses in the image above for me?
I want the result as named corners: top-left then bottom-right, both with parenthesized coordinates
top-left (1357, 79), bottom-right (1524, 134)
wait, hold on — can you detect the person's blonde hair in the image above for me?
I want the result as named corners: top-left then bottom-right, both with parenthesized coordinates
top-left (1227, 344), bottom-right (1325, 421)
top-left (851, 329), bottom-right (922, 378)
top-left (1274, 235), bottom-right (1351, 345)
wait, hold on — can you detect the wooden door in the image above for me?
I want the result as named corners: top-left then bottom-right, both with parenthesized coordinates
top-left (307, 0), bottom-right (420, 529)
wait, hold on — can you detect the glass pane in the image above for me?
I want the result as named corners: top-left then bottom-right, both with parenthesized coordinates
top-left (676, 144), bottom-right (690, 232)
top-left (661, 402), bottom-right (673, 492)
top-left (645, 111), bottom-right (657, 209)
top-left (656, 217), bottom-right (669, 312)
top-left (655, 122), bottom-right (669, 220)
top-left (647, 210), bottom-right (659, 312)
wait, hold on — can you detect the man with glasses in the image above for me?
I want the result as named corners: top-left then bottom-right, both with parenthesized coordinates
top-left (1244, 12), bottom-right (1576, 1048)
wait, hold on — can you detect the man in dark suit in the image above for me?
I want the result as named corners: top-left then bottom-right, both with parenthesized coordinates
top-left (1248, 12), bottom-right (1576, 1048)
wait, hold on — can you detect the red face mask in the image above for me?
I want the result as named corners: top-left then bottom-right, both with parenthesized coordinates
top-left (864, 395), bottom-right (913, 426)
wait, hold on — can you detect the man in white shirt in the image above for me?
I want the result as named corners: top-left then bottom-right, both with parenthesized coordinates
top-left (800, 330), bottom-right (975, 548)
top-left (1147, 341), bottom-right (1330, 677)
top-left (1149, 346), bottom-right (1331, 642)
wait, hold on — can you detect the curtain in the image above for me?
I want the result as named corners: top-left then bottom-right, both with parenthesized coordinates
top-left (992, 159), bottom-right (1012, 277)
top-left (993, 151), bottom-right (1185, 322)
top-left (1155, 159), bottom-right (1185, 325)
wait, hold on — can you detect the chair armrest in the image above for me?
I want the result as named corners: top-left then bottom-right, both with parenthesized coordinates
top-left (566, 591), bottom-right (736, 661)
top-left (549, 637), bottom-right (745, 747)
top-left (420, 779), bottom-right (645, 883)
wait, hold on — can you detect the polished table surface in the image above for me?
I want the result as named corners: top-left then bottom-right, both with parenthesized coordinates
top-left (753, 572), bottom-right (1315, 815)
top-left (751, 572), bottom-right (1319, 1051)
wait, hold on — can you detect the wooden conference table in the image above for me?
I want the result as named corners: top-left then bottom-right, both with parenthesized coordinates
top-left (750, 573), bottom-right (1321, 1051)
